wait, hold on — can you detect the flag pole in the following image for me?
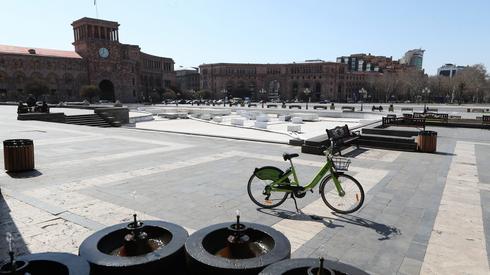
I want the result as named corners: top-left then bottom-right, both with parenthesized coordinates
top-left (94, 0), bottom-right (99, 18)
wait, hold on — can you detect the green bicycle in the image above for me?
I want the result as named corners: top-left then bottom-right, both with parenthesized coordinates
top-left (247, 147), bottom-right (364, 214)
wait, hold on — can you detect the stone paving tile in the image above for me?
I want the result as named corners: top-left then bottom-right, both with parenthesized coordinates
top-left (1, 110), bottom-right (490, 273)
top-left (398, 257), bottom-right (423, 275)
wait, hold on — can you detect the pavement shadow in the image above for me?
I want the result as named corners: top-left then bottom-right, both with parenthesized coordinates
top-left (258, 208), bottom-right (401, 241)
top-left (6, 169), bottom-right (42, 179)
top-left (0, 192), bottom-right (30, 263)
top-left (432, 151), bottom-right (456, 156)
top-left (343, 148), bottom-right (369, 158)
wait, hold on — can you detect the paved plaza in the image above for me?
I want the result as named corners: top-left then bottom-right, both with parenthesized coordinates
top-left (1, 105), bottom-right (490, 274)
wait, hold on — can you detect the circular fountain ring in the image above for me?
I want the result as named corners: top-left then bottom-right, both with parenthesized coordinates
top-left (12, 252), bottom-right (89, 275)
top-left (185, 222), bottom-right (290, 275)
top-left (259, 258), bottom-right (369, 275)
top-left (0, 260), bottom-right (29, 274)
top-left (79, 220), bottom-right (188, 275)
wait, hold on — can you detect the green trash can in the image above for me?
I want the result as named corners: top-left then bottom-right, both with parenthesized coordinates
top-left (3, 139), bottom-right (35, 172)
top-left (417, 131), bottom-right (437, 153)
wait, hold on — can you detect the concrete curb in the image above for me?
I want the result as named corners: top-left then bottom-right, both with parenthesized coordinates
top-left (124, 127), bottom-right (290, 145)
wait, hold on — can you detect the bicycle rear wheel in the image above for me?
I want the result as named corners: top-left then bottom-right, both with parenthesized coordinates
top-left (319, 173), bottom-right (364, 214)
top-left (247, 167), bottom-right (289, 209)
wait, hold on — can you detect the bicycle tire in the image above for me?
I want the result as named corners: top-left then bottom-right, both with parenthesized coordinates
top-left (247, 166), bottom-right (289, 209)
top-left (319, 173), bottom-right (364, 214)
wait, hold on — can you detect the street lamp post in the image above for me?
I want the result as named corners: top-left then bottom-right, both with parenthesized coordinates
top-left (421, 87), bottom-right (431, 113)
top-left (359, 88), bottom-right (368, 111)
top-left (259, 88), bottom-right (267, 108)
top-left (304, 88), bottom-right (311, 110)
top-left (176, 92), bottom-right (181, 107)
top-left (221, 89), bottom-right (227, 107)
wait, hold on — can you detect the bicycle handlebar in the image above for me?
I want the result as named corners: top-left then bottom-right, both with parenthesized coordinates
top-left (323, 145), bottom-right (334, 158)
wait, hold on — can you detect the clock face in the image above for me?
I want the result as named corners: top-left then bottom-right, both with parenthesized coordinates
top-left (98, 47), bottom-right (109, 58)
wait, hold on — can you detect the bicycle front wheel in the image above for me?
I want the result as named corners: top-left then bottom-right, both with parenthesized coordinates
top-left (319, 173), bottom-right (364, 214)
top-left (247, 167), bottom-right (289, 209)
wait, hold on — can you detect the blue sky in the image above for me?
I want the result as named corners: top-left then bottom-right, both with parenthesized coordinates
top-left (1, 0), bottom-right (489, 75)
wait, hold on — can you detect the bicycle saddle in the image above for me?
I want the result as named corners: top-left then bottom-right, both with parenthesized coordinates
top-left (283, 153), bottom-right (299, 161)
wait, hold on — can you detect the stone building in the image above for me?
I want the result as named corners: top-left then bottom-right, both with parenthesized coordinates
top-left (176, 67), bottom-right (200, 92)
top-left (0, 17), bottom-right (175, 103)
top-left (199, 61), bottom-right (355, 102)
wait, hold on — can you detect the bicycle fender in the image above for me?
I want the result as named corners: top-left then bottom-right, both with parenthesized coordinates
top-left (254, 166), bottom-right (283, 181)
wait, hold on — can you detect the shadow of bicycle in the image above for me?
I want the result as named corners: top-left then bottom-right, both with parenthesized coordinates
top-left (258, 208), bottom-right (401, 241)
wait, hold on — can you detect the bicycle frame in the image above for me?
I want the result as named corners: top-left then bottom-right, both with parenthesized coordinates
top-left (269, 156), bottom-right (345, 196)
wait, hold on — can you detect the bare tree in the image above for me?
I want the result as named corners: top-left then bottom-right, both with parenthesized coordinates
top-left (452, 64), bottom-right (488, 103)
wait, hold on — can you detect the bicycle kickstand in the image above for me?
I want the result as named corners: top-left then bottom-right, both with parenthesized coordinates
top-left (291, 193), bottom-right (323, 221)
top-left (290, 193), bottom-right (300, 213)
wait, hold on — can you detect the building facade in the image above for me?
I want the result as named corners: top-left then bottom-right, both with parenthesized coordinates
top-left (199, 61), bottom-right (361, 102)
top-left (0, 17), bottom-right (175, 103)
top-left (336, 53), bottom-right (410, 73)
top-left (399, 49), bottom-right (424, 70)
top-left (176, 67), bottom-right (200, 92)
top-left (437, 63), bottom-right (466, 78)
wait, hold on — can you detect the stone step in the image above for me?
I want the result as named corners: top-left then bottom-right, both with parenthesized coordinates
top-left (65, 114), bottom-right (112, 127)
top-left (304, 134), bottom-right (330, 147)
top-left (301, 144), bottom-right (326, 155)
top-left (65, 121), bottom-right (111, 127)
top-left (358, 139), bottom-right (417, 151)
top-left (362, 128), bottom-right (419, 137)
top-left (359, 134), bottom-right (416, 144)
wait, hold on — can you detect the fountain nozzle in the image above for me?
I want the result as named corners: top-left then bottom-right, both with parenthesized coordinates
top-left (1, 232), bottom-right (29, 274)
top-left (317, 257), bottom-right (325, 275)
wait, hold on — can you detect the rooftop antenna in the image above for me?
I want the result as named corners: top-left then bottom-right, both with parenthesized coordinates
top-left (94, 0), bottom-right (99, 18)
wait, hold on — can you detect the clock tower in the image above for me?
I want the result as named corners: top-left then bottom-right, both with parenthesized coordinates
top-left (71, 17), bottom-right (131, 101)
top-left (71, 17), bottom-right (176, 103)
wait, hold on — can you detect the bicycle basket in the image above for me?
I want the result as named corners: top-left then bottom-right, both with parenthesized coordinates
top-left (332, 157), bottom-right (351, 171)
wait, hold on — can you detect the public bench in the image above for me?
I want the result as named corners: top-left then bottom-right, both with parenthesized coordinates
top-left (289, 105), bottom-right (301, 109)
top-left (341, 106), bottom-right (355, 112)
top-left (267, 104), bottom-right (278, 108)
top-left (382, 116), bottom-right (425, 130)
top-left (326, 124), bottom-right (360, 156)
top-left (401, 107), bottom-right (413, 112)
top-left (483, 115), bottom-right (490, 124)
top-left (371, 105), bottom-right (383, 112)
top-left (313, 105), bottom-right (327, 110)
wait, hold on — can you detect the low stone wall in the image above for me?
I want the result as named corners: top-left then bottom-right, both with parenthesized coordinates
top-left (94, 107), bottom-right (129, 124)
top-left (17, 112), bottom-right (66, 123)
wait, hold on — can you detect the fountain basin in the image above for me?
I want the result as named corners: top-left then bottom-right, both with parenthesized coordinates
top-left (79, 220), bottom-right (188, 275)
top-left (0, 252), bottom-right (90, 275)
top-left (185, 222), bottom-right (290, 275)
top-left (259, 258), bottom-right (369, 275)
